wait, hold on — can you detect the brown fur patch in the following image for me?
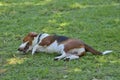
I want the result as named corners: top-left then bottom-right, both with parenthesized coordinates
top-left (23, 32), bottom-right (38, 45)
top-left (63, 39), bottom-right (85, 53)
top-left (39, 36), bottom-right (55, 46)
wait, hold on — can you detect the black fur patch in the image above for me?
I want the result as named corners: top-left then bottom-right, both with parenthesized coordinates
top-left (37, 34), bottom-right (42, 43)
top-left (53, 35), bottom-right (69, 43)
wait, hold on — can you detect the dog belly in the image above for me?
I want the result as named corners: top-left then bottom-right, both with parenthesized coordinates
top-left (46, 41), bottom-right (64, 53)
top-left (35, 45), bottom-right (62, 54)
top-left (34, 41), bottom-right (60, 53)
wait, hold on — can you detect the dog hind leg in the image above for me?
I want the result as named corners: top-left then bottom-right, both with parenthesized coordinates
top-left (54, 51), bottom-right (66, 60)
top-left (64, 54), bottom-right (79, 61)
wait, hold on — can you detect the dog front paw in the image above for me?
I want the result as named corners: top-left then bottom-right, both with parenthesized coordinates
top-left (54, 57), bottom-right (60, 61)
top-left (63, 58), bottom-right (70, 61)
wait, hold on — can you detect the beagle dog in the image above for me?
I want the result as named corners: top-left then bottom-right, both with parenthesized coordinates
top-left (18, 32), bottom-right (112, 61)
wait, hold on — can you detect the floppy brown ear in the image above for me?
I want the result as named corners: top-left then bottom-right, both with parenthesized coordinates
top-left (28, 32), bottom-right (38, 37)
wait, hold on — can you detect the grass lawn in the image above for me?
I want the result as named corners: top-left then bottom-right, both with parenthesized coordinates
top-left (0, 0), bottom-right (120, 80)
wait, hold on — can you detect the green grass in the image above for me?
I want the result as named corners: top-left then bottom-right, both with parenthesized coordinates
top-left (0, 0), bottom-right (120, 80)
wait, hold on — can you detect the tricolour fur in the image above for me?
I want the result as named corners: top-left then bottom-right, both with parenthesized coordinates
top-left (18, 32), bottom-right (112, 61)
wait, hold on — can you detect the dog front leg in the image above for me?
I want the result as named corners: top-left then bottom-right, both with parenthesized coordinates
top-left (32, 44), bottom-right (39, 55)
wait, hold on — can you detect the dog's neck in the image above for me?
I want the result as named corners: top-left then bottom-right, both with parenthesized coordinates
top-left (32, 33), bottom-right (49, 47)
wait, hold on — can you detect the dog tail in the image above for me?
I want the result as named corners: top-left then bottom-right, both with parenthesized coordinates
top-left (84, 44), bottom-right (112, 55)
top-left (102, 50), bottom-right (113, 55)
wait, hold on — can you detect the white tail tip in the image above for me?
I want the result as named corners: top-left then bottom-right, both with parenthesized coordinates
top-left (102, 50), bottom-right (113, 55)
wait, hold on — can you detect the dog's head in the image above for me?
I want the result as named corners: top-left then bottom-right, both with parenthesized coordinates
top-left (18, 32), bottom-right (38, 54)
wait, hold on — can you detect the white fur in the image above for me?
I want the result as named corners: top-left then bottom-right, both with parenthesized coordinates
top-left (46, 41), bottom-right (64, 53)
top-left (102, 50), bottom-right (112, 55)
top-left (54, 51), bottom-right (66, 60)
top-left (32, 36), bottom-right (39, 46)
top-left (32, 44), bottom-right (39, 55)
top-left (66, 55), bottom-right (79, 60)
top-left (19, 41), bottom-right (28, 49)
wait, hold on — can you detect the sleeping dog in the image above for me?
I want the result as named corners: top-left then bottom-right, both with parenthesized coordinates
top-left (18, 32), bottom-right (112, 61)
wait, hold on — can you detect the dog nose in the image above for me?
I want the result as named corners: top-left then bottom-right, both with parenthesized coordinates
top-left (18, 48), bottom-right (24, 51)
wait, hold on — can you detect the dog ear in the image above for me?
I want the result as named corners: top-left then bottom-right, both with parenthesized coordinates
top-left (28, 32), bottom-right (38, 37)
